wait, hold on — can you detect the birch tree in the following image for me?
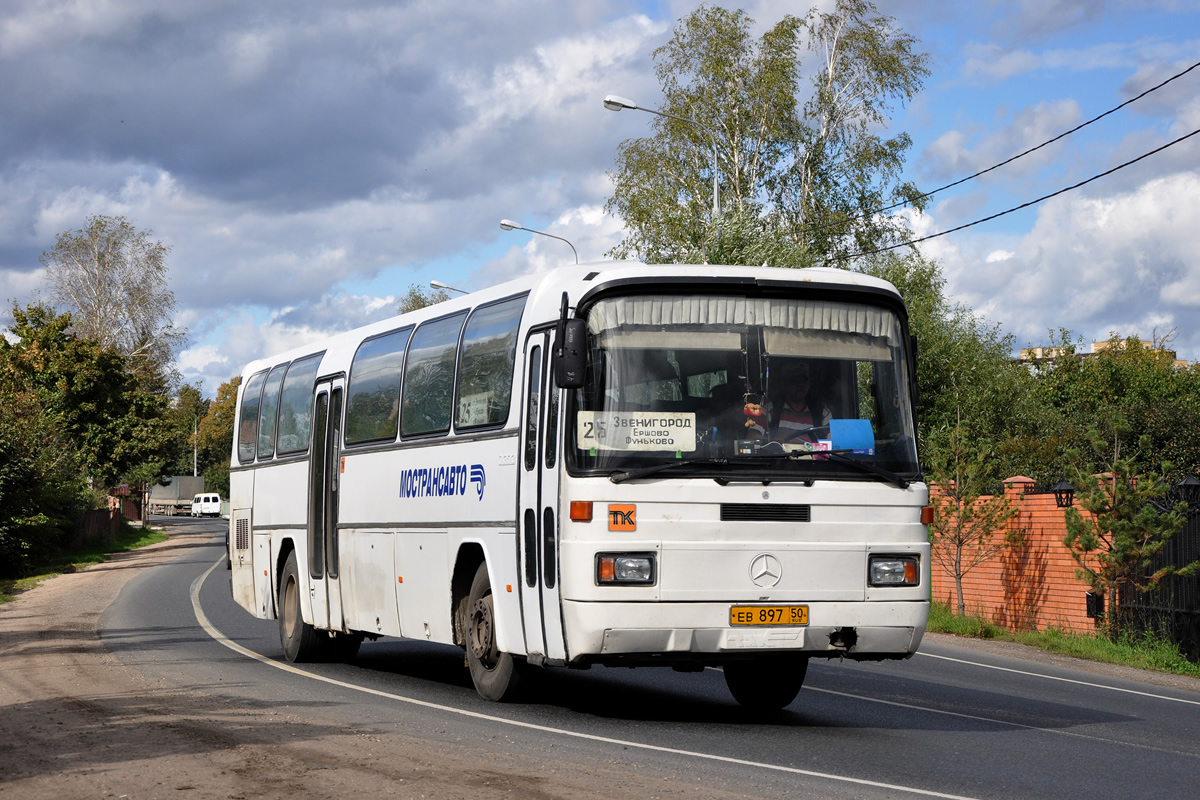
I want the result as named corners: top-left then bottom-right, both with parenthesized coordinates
top-left (40, 215), bottom-right (186, 386)
top-left (606, 0), bottom-right (929, 266)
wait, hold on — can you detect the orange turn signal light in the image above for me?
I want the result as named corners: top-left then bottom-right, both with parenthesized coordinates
top-left (570, 501), bottom-right (593, 521)
top-left (921, 505), bottom-right (934, 525)
top-left (597, 557), bottom-right (615, 582)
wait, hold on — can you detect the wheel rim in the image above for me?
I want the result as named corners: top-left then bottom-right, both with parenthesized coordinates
top-left (282, 577), bottom-right (298, 638)
top-left (467, 594), bottom-right (497, 670)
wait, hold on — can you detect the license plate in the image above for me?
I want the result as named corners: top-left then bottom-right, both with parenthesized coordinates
top-left (729, 605), bottom-right (809, 626)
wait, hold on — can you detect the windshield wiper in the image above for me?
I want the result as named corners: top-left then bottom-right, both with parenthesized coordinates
top-left (749, 443), bottom-right (911, 488)
top-left (609, 457), bottom-right (729, 484)
top-left (607, 450), bottom-right (912, 489)
top-left (792, 449), bottom-right (911, 489)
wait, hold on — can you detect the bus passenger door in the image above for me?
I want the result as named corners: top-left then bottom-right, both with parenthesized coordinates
top-left (517, 332), bottom-right (567, 663)
top-left (307, 378), bottom-right (347, 633)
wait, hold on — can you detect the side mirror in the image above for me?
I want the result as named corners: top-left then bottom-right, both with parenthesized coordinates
top-left (555, 318), bottom-right (586, 389)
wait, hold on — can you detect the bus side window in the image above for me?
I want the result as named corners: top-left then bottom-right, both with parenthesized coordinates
top-left (545, 361), bottom-right (559, 470)
top-left (455, 295), bottom-right (525, 430)
top-left (346, 327), bottom-right (412, 445)
top-left (276, 354), bottom-right (324, 455)
top-left (525, 345), bottom-right (542, 471)
top-left (401, 312), bottom-right (467, 438)
top-left (237, 369), bottom-right (268, 464)
top-left (256, 364), bottom-right (288, 460)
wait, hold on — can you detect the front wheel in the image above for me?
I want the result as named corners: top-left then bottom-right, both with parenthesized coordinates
top-left (278, 551), bottom-right (322, 662)
top-left (724, 655), bottom-right (809, 711)
top-left (465, 562), bottom-right (523, 702)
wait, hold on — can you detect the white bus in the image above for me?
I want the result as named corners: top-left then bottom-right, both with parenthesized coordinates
top-left (228, 262), bottom-right (930, 709)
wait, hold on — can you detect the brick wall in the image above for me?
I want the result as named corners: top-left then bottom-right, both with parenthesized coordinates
top-left (930, 477), bottom-right (1101, 634)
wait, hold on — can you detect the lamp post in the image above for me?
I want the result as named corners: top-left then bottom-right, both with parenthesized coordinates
top-left (499, 219), bottom-right (579, 264)
top-left (429, 279), bottom-right (467, 295)
top-left (603, 94), bottom-right (720, 220)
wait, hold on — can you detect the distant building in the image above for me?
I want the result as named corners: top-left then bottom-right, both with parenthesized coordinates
top-left (1019, 340), bottom-right (1188, 368)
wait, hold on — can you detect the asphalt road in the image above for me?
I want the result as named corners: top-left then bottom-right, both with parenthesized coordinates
top-left (99, 519), bottom-right (1200, 799)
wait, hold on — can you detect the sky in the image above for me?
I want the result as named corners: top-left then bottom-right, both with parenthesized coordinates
top-left (1, 0), bottom-right (1198, 398)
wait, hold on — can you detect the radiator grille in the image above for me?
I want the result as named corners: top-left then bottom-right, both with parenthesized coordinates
top-left (235, 518), bottom-right (250, 551)
top-left (720, 503), bottom-right (811, 522)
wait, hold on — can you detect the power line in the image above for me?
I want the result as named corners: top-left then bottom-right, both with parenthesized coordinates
top-left (879, 58), bottom-right (1200, 214)
top-left (830, 126), bottom-right (1200, 263)
top-left (791, 58), bottom-right (1200, 240)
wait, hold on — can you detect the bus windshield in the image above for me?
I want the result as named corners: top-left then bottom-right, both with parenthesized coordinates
top-left (568, 292), bottom-right (920, 481)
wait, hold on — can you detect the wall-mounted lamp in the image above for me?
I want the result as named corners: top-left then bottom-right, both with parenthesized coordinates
top-left (1173, 474), bottom-right (1200, 507)
top-left (1052, 479), bottom-right (1076, 509)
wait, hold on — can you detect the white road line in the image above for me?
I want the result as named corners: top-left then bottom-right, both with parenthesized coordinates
top-left (915, 651), bottom-right (1200, 707)
top-left (191, 558), bottom-right (980, 800)
top-left (803, 687), bottom-right (1196, 758)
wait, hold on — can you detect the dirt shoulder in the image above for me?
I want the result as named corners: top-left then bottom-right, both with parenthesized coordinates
top-left (2, 535), bottom-right (1197, 800)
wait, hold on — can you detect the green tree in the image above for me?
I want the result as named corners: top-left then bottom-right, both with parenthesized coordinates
top-left (926, 410), bottom-right (1019, 616)
top-left (0, 303), bottom-right (148, 572)
top-left (1063, 426), bottom-right (1195, 639)
top-left (1033, 332), bottom-right (1200, 480)
top-left (0, 387), bottom-right (93, 576)
top-left (196, 377), bottom-right (240, 496)
top-left (857, 252), bottom-right (1052, 481)
top-left (398, 284), bottom-right (450, 314)
top-left (162, 383), bottom-right (210, 477)
top-left (40, 214), bottom-right (187, 388)
top-left (606, 1), bottom-right (929, 266)
top-left (1, 303), bottom-right (150, 487)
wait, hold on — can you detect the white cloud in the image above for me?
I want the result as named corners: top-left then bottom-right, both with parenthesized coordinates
top-left (940, 170), bottom-right (1200, 359)
top-left (920, 99), bottom-right (1081, 183)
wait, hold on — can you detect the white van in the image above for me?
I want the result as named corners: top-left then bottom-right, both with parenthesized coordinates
top-left (191, 493), bottom-right (221, 517)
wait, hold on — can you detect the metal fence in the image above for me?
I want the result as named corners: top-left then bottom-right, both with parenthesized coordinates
top-left (1124, 479), bottom-right (1200, 661)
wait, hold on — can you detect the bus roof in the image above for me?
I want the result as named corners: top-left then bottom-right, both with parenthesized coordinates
top-left (237, 262), bottom-right (905, 379)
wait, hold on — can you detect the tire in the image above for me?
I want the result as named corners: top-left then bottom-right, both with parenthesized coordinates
top-left (465, 562), bottom-right (523, 702)
top-left (279, 551), bottom-right (323, 662)
top-left (724, 655), bottom-right (809, 711)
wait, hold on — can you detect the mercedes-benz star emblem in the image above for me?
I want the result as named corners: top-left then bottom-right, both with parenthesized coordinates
top-left (749, 553), bottom-right (782, 588)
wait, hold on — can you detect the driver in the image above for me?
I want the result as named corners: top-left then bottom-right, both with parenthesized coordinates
top-left (770, 362), bottom-right (830, 442)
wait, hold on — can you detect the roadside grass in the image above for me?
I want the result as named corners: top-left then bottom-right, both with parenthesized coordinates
top-left (927, 601), bottom-right (1200, 679)
top-left (0, 519), bottom-right (169, 604)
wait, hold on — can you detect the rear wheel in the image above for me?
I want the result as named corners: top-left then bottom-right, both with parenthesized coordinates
top-left (465, 562), bottom-right (523, 702)
top-left (724, 655), bottom-right (808, 711)
top-left (279, 551), bottom-right (322, 662)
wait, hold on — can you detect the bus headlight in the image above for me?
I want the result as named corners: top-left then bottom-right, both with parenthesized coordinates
top-left (597, 554), bottom-right (656, 585)
top-left (869, 556), bottom-right (919, 587)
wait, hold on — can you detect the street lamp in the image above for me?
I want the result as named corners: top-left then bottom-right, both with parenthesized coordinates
top-left (429, 279), bottom-right (467, 295)
top-left (499, 219), bottom-right (579, 264)
top-left (603, 93), bottom-right (720, 220)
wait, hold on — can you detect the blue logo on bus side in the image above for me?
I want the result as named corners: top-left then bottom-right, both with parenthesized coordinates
top-left (470, 464), bottom-right (486, 499)
top-left (398, 463), bottom-right (486, 502)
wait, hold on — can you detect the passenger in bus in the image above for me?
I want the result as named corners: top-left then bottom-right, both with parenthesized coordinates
top-left (766, 362), bottom-right (831, 442)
